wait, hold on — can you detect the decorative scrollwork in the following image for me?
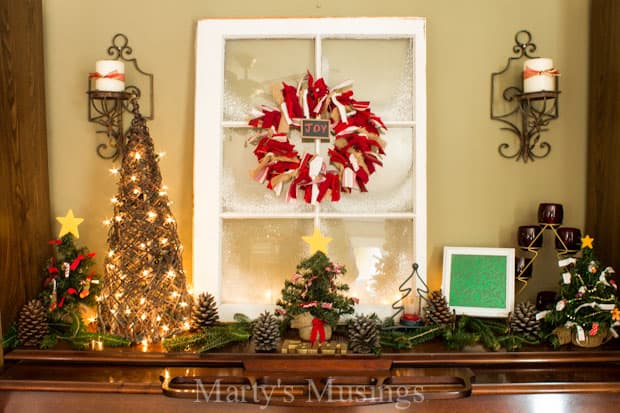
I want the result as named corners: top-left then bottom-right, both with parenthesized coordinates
top-left (108, 33), bottom-right (133, 60)
top-left (88, 33), bottom-right (154, 160)
top-left (512, 30), bottom-right (537, 58)
top-left (490, 30), bottom-right (559, 163)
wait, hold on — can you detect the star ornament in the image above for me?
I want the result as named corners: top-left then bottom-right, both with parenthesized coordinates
top-left (56, 209), bottom-right (84, 238)
top-left (302, 226), bottom-right (332, 255)
top-left (581, 235), bottom-right (594, 250)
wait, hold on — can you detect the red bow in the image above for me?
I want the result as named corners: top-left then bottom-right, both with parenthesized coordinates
top-left (305, 72), bottom-right (329, 117)
top-left (523, 67), bottom-right (560, 79)
top-left (89, 70), bottom-right (126, 81)
top-left (70, 255), bottom-right (84, 271)
top-left (310, 317), bottom-right (326, 345)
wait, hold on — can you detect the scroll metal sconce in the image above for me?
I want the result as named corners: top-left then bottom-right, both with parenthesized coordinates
top-left (490, 30), bottom-right (560, 163)
top-left (87, 33), bottom-right (154, 160)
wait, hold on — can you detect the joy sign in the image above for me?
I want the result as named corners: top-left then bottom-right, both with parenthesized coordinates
top-left (301, 119), bottom-right (330, 141)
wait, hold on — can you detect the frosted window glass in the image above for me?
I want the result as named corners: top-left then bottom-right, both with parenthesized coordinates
top-left (224, 39), bottom-right (314, 121)
top-left (322, 219), bottom-right (415, 305)
top-left (222, 128), bottom-right (313, 213)
top-left (321, 128), bottom-right (414, 213)
top-left (221, 219), bottom-right (312, 304)
top-left (221, 219), bottom-right (414, 306)
top-left (322, 39), bottom-right (414, 121)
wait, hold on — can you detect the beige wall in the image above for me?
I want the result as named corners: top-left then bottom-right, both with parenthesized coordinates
top-left (42, 0), bottom-right (590, 303)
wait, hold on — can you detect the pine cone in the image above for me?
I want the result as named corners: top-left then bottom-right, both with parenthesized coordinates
top-left (190, 292), bottom-right (219, 330)
top-left (253, 311), bottom-right (280, 352)
top-left (424, 290), bottom-right (455, 325)
top-left (348, 314), bottom-right (380, 354)
top-left (17, 299), bottom-right (49, 347)
top-left (510, 302), bottom-right (541, 340)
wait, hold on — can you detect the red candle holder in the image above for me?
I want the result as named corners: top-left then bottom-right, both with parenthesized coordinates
top-left (555, 227), bottom-right (581, 251)
top-left (538, 203), bottom-right (563, 225)
top-left (515, 257), bottom-right (533, 279)
top-left (536, 291), bottom-right (557, 311)
top-left (518, 225), bottom-right (543, 248)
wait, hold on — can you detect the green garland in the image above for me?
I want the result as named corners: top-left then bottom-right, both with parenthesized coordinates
top-left (3, 314), bottom-right (130, 350)
top-left (380, 315), bottom-right (537, 352)
top-left (163, 314), bottom-right (252, 352)
top-left (380, 324), bottom-right (446, 350)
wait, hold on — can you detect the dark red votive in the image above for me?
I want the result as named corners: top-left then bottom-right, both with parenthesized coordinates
top-left (515, 256), bottom-right (533, 279)
top-left (538, 203), bottom-right (564, 225)
top-left (518, 225), bottom-right (543, 248)
top-left (555, 227), bottom-right (581, 251)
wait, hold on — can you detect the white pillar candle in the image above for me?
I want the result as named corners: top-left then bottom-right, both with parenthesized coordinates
top-left (93, 60), bottom-right (125, 92)
top-left (523, 58), bottom-right (558, 93)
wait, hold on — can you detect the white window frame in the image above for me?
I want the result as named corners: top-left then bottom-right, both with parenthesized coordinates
top-left (194, 17), bottom-right (427, 320)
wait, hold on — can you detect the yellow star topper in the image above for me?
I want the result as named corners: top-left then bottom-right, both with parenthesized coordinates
top-left (581, 235), bottom-right (594, 250)
top-left (56, 209), bottom-right (84, 238)
top-left (302, 226), bottom-right (332, 255)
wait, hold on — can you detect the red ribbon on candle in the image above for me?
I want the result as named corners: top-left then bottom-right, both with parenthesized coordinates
top-left (523, 67), bottom-right (560, 79)
top-left (89, 70), bottom-right (126, 81)
top-left (310, 317), bottom-right (326, 345)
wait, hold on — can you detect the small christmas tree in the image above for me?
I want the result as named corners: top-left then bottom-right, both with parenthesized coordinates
top-left (98, 102), bottom-right (193, 343)
top-left (276, 251), bottom-right (357, 328)
top-left (41, 234), bottom-right (101, 321)
top-left (545, 236), bottom-right (620, 342)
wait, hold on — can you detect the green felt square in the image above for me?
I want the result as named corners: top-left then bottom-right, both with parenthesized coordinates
top-left (449, 254), bottom-right (506, 308)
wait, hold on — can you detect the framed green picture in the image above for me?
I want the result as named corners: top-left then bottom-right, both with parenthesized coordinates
top-left (442, 247), bottom-right (515, 317)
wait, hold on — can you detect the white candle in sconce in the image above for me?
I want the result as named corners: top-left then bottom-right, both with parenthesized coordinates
top-left (91, 60), bottom-right (125, 92)
top-left (523, 58), bottom-right (560, 93)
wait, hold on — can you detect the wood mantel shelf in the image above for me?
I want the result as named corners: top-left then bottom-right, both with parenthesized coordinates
top-left (2, 341), bottom-right (620, 412)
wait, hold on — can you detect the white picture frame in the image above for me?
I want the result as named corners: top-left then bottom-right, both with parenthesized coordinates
top-left (442, 247), bottom-right (515, 318)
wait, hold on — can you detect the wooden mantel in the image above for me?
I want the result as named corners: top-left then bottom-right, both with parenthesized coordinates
top-left (2, 341), bottom-right (620, 412)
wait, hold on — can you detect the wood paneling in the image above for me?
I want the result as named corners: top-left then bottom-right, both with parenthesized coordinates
top-left (2, 346), bottom-right (620, 411)
top-left (0, 0), bottom-right (51, 333)
top-left (587, 0), bottom-right (620, 276)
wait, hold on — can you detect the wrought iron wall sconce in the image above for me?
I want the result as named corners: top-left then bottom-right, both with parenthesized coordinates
top-left (490, 30), bottom-right (560, 163)
top-left (87, 33), bottom-right (154, 160)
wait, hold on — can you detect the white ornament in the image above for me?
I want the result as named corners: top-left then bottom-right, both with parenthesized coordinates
top-left (558, 257), bottom-right (576, 268)
top-left (562, 272), bottom-right (571, 284)
top-left (62, 262), bottom-right (70, 278)
top-left (576, 325), bottom-right (586, 342)
top-left (555, 300), bottom-right (566, 311)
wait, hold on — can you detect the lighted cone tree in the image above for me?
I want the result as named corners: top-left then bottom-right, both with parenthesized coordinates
top-left (98, 101), bottom-right (193, 343)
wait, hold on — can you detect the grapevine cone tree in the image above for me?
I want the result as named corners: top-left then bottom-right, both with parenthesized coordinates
top-left (98, 102), bottom-right (193, 343)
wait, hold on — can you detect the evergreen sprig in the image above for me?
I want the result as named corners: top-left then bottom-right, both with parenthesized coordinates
top-left (276, 251), bottom-right (356, 327)
top-left (441, 316), bottom-right (512, 351)
top-left (2, 322), bottom-right (19, 349)
top-left (380, 324), bottom-right (446, 350)
top-left (163, 314), bottom-right (252, 352)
